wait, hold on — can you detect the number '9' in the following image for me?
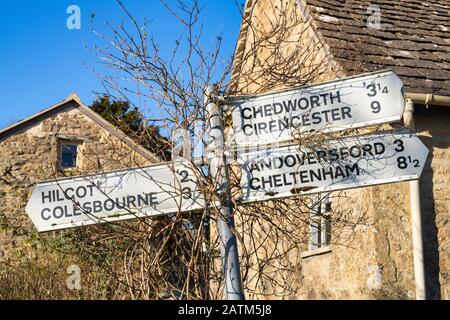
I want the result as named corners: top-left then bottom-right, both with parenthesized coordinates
top-left (371, 101), bottom-right (381, 114)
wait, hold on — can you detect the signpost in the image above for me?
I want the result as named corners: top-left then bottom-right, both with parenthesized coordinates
top-left (25, 161), bottom-right (204, 232)
top-left (231, 69), bottom-right (405, 146)
top-left (23, 70), bottom-right (430, 301)
top-left (237, 130), bottom-right (429, 203)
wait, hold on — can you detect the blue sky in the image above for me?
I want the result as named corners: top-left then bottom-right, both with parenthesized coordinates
top-left (0, 0), bottom-right (244, 129)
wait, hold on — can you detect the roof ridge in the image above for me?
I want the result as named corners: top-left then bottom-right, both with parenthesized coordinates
top-left (65, 92), bottom-right (82, 104)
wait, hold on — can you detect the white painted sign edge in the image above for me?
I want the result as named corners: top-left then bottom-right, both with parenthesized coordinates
top-left (26, 160), bottom-right (207, 232)
top-left (237, 129), bottom-right (430, 203)
top-left (228, 69), bottom-right (398, 102)
top-left (35, 203), bottom-right (206, 233)
top-left (239, 173), bottom-right (421, 204)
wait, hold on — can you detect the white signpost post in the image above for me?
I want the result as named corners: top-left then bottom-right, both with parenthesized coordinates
top-left (237, 130), bottom-right (429, 203)
top-left (231, 69), bottom-right (405, 146)
top-left (25, 161), bottom-right (205, 232)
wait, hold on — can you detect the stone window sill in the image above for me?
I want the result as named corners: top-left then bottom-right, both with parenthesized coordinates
top-left (301, 246), bottom-right (332, 259)
top-left (57, 167), bottom-right (79, 174)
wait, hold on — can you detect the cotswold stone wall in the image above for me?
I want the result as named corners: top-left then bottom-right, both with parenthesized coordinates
top-left (231, 0), bottom-right (343, 96)
top-left (415, 106), bottom-right (449, 300)
top-left (299, 107), bottom-right (448, 300)
top-left (0, 106), bottom-right (154, 260)
top-left (297, 183), bottom-right (416, 300)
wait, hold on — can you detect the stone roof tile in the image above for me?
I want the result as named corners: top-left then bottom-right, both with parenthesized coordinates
top-left (308, 0), bottom-right (450, 95)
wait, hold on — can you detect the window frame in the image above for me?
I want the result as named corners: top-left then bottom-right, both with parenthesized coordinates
top-left (58, 139), bottom-right (82, 171)
top-left (307, 194), bottom-right (332, 253)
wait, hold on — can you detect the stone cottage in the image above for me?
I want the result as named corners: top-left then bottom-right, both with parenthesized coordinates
top-left (230, 0), bottom-right (449, 299)
top-left (0, 94), bottom-right (159, 259)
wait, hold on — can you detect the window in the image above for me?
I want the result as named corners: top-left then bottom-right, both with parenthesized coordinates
top-left (59, 141), bottom-right (79, 169)
top-left (309, 194), bottom-right (331, 251)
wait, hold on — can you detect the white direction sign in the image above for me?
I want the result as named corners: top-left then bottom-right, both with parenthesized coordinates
top-left (237, 130), bottom-right (429, 203)
top-left (25, 161), bottom-right (205, 232)
top-left (231, 69), bottom-right (405, 146)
